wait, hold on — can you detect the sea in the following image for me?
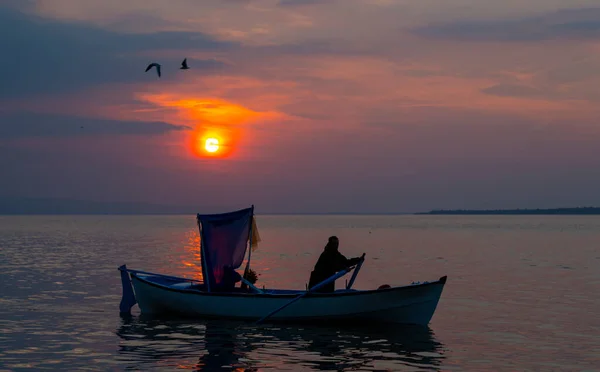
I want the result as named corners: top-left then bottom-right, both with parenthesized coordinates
top-left (1, 214), bottom-right (599, 371)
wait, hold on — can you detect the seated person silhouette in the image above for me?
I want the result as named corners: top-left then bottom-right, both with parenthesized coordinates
top-left (308, 236), bottom-right (363, 293)
top-left (214, 266), bottom-right (242, 292)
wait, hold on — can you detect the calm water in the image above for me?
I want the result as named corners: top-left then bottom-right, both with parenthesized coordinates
top-left (1, 215), bottom-right (599, 371)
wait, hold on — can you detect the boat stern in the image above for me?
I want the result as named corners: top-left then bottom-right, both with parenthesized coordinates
top-left (118, 265), bottom-right (138, 314)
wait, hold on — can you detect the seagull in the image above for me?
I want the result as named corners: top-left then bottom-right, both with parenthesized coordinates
top-left (180, 58), bottom-right (189, 70)
top-left (145, 62), bottom-right (161, 78)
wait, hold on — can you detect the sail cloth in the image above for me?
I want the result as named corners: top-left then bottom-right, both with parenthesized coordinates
top-left (197, 206), bottom-right (254, 291)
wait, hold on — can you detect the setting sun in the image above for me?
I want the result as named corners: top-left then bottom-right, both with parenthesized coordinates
top-left (205, 138), bottom-right (219, 153)
top-left (188, 131), bottom-right (233, 159)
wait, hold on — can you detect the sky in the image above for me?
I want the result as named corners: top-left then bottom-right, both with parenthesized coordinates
top-left (1, 0), bottom-right (600, 213)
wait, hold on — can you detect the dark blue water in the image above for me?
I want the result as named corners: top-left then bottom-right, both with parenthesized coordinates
top-left (1, 215), bottom-right (599, 371)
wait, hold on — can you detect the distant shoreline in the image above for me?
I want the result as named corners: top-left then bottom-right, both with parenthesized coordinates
top-left (1, 197), bottom-right (600, 215)
top-left (0, 212), bottom-right (413, 216)
top-left (415, 207), bottom-right (600, 215)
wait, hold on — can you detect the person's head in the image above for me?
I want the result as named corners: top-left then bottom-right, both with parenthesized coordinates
top-left (324, 236), bottom-right (339, 252)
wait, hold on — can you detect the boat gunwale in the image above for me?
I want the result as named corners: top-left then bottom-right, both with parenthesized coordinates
top-left (130, 272), bottom-right (448, 299)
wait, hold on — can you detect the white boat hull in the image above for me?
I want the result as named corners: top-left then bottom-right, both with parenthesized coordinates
top-left (128, 273), bottom-right (447, 326)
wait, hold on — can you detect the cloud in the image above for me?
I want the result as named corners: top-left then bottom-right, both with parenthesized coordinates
top-left (278, 0), bottom-right (333, 6)
top-left (412, 8), bottom-right (600, 42)
top-left (481, 84), bottom-right (545, 98)
top-left (0, 6), bottom-right (232, 98)
top-left (241, 38), bottom-right (387, 59)
top-left (0, 111), bottom-right (190, 139)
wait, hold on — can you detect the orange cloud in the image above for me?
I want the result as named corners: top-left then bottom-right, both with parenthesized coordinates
top-left (138, 94), bottom-right (259, 124)
top-left (135, 92), bottom-right (285, 159)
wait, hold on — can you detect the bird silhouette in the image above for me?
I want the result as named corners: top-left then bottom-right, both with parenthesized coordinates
top-left (145, 62), bottom-right (161, 77)
top-left (180, 58), bottom-right (189, 70)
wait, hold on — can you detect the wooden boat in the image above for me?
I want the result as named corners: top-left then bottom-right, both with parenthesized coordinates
top-left (119, 206), bottom-right (448, 326)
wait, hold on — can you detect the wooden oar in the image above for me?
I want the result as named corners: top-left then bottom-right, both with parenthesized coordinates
top-left (255, 264), bottom-right (357, 325)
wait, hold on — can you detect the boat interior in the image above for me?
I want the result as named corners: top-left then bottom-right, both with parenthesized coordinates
top-left (135, 273), bottom-right (361, 295)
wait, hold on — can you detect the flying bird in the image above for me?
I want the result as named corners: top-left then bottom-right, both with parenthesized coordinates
top-left (145, 62), bottom-right (161, 77)
top-left (180, 58), bottom-right (189, 70)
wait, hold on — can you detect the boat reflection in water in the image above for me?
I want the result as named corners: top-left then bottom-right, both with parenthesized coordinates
top-left (116, 314), bottom-right (446, 371)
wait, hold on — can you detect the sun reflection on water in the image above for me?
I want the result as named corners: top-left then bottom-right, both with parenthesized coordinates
top-left (180, 229), bottom-right (203, 281)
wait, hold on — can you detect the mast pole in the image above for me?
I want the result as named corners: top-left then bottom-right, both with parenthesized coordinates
top-left (198, 217), bottom-right (211, 292)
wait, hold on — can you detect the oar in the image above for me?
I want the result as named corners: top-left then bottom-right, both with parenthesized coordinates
top-left (346, 253), bottom-right (366, 290)
top-left (255, 265), bottom-right (357, 325)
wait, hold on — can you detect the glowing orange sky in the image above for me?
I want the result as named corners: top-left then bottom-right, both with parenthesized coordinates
top-left (2, 0), bottom-right (600, 212)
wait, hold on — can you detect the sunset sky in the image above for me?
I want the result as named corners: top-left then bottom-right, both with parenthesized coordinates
top-left (1, 0), bottom-right (600, 213)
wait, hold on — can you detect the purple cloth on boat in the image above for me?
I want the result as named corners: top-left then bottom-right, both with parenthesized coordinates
top-left (197, 207), bottom-right (253, 291)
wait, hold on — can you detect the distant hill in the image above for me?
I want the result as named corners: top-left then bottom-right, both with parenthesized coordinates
top-left (415, 207), bottom-right (600, 215)
top-left (0, 197), bottom-right (201, 215)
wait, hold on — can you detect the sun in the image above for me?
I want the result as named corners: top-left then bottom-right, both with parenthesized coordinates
top-left (204, 138), bottom-right (219, 153)
top-left (188, 131), bottom-right (234, 159)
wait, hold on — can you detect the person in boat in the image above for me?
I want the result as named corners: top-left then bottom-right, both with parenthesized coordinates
top-left (215, 265), bottom-right (242, 292)
top-left (308, 236), bottom-right (363, 293)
